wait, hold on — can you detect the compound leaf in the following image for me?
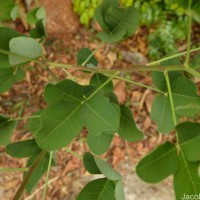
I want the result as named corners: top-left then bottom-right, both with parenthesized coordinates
top-left (176, 122), bottom-right (200, 162)
top-left (94, 156), bottom-right (122, 181)
top-left (174, 151), bottom-right (200, 200)
top-left (118, 105), bottom-right (143, 142)
top-left (0, 27), bottom-right (22, 68)
top-left (77, 48), bottom-right (98, 67)
top-left (150, 95), bottom-right (177, 134)
top-left (0, 68), bottom-right (24, 93)
top-left (83, 152), bottom-right (101, 174)
top-left (87, 132), bottom-right (113, 155)
top-left (79, 95), bottom-right (120, 136)
top-left (136, 142), bottom-right (179, 183)
top-left (0, 115), bottom-right (17, 145)
top-left (6, 139), bottom-right (40, 158)
top-left (44, 79), bottom-right (84, 105)
top-left (9, 36), bottom-right (42, 65)
top-left (115, 180), bottom-right (125, 200)
top-left (35, 103), bottom-right (83, 151)
top-left (76, 178), bottom-right (115, 200)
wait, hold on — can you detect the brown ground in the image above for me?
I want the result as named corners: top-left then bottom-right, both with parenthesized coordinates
top-left (1, 2), bottom-right (197, 198)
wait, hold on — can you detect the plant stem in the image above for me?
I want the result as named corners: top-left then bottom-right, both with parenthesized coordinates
top-left (147, 47), bottom-right (200, 66)
top-left (184, 2), bottom-right (193, 67)
top-left (0, 167), bottom-right (28, 172)
top-left (185, 67), bottom-right (200, 79)
top-left (10, 115), bottom-right (40, 121)
top-left (42, 151), bottom-right (53, 200)
top-left (106, 74), bottom-right (165, 94)
top-left (164, 71), bottom-right (177, 126)
top-left (83, 71), bottom-right (119, 102)
top-left (13, 151), bottom-right (47, 200)
top-left (81, 42), bottom-right (104, 66)
top-left (62, 148), bottom-right (83, 159)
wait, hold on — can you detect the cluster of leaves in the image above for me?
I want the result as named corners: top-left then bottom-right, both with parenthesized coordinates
top-left (1, 0), bottom-right (200, 199)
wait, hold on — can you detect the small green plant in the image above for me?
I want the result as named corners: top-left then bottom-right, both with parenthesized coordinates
top-left (0, 0), bottom-right (200, 199)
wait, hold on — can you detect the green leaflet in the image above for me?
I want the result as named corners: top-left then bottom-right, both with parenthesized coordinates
top-left (26, 7), bottom-right (46, 25)
top-left (77, 48), bottom-right (98, 67)
top-left (87, 132), bottom-right (113, 155)
top-left (136, 142), bottom-right (179, 183)
top-left (6, 139), bottom-right (40, 158)
top-left (174, 151), bottom-right (200, 200)
top-left (0, 68), bottom-right (24, 93)
top-left (30, 19), bottom-right (47, 40)
top-left (79, 95), bottom-right (120, 136)
top-left (118, 105), bottom-right (143, 142)
top-left (0, 27), bottom-right (22, 68)
top-left (83, 152), bottom-right (101, 174)
top-left (9, 36), bottom-right (43, 65)
top-left (95, 0), bottom-right (139, 42)
top-left (171, 76), bottom-right (200, 116)
top-left (115, 180), bottom-right (125, 200)
top-left (0, 0), bottom-right (15, 21)
top-left (90, 73), bottom-right (113, 92)
top-left (27, 111), bottom-right (42, 136)
top-left (176, 122), bottom-right (200, 162)
top-left (25, 150), bottom-right (50, 194)
top-left (150, 95), bottom-right (177, 133)
top-left (76, 178), bottom-right (115, 200)
top-left (0, 115), bottom-right (17, 145)
top-left (35, 102), bottom-right (83, 151)
top-left (44, 79), bottom-right (84, 105)
top-left (94, 156), bottom-right (122, 181)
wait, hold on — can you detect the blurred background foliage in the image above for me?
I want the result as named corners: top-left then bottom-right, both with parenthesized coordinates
top-left (72, 0), bottom-right (188, 60)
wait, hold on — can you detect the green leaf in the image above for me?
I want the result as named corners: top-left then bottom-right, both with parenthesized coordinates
top-left (118, 105), bottom-right (143, 142)
top-left (83, 152), bottom-right (101, 174)
top-left (171, 76), bottom-right (200, 116)
top-left (87, 132), bottom-right (113, 155)
top-left (28, 111), bottom-right (42, 136)
top-left (77, 48), bottom-right (98, 67)
top-left (152, 57), bottom-right (182, 92)
top-left (94, 157), bottom-right (122, 181)
top-left (35, 102), bottom-right (83, 151)
top-left (0, 68), bottom-right (24, 93)
top-left (174, 151), bottom-right (200, 200)
top-left (25, 150), bottom-right (50, 193)
top-left (0, 115), bottom-right (17, 145)
top-left (0, 27), bottom-right (22, 68)
top-left (0, 0), bottom-right (15, 21)
top-left (44, 79), bottom-right (84, 105)
top-left (9, 36), bottom-right (43, 65)
top-left (150, 95), bottom-right (177, 133)
top-left (79, 95), bottom-right (120, 136)
top-left (90, 73), bottom-right (113, 92)
top-left (115, 180), bottom-right (125, 200)
top-left (26, 7), bottom-right (46, 25)
top-left (136, 142), bottom-right (179, 183)
top-left (95, 0), bottom-right (139, 42)
top-left (10, 5), bottom-right (19, 21)
top-left (76, 178), bottom-right (115, 200)
top-left (6, 139), bottom-right (40, 158)
top-left (30, 19), bottom-right (47, 40)
top-left (176, 122), bottom-right (200, 162)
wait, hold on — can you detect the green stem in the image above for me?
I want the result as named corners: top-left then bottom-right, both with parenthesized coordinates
top-left (147, 47), bottom-right (200, 66)
top-left (63, 148), bottom-right (83, 159)
top-left (42, 151), bottom-right (53, 200)
top-left (106, 74), bottom-right (165, 95)
top-left (83, 71), bottom-right (119, 102)
top-left (10, 115), bottom-right (40, 121)
top-left (81, 42), bottom-right (104, 66)
top-left (185, 67), bottom-right (200, 79)
top-left (13, 151), bottom-right (47, 200)
top-left (0, 167), bottom-right (28, 172)
top-left (184, 3), bottom-right (193, 67)
top-left (164, 71), bottom-right (177, 126)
